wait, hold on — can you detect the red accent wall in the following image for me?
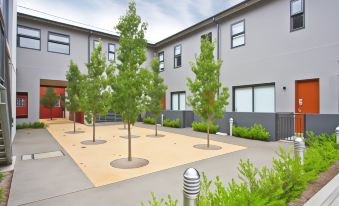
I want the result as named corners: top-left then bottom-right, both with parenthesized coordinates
top-left (40, 87), bottom-right (65, 119)
top-left (69, 112), bottom-right (85, 124)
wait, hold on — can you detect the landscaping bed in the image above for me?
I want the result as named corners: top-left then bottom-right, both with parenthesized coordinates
top-left (0, 171), bottom-right (13, 206)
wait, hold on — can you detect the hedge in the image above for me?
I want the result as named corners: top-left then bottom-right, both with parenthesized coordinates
top-left (163, 118), bottom-right (180, 128)
top-left (232, 123), bottom-right (270, 141)
top-left (192, 121), bottom-right (219, 134)
top-left (16, 122), bottom-right (45, 129)
top-left (143, 116), bottom-right (156, 125)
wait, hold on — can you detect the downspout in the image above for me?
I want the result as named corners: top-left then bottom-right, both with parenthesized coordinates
top-left (88, 30), bottom-right (93, 63)
top-left (213, 17), bottom-right (220, 97)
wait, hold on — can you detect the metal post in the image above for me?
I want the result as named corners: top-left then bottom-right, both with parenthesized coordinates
top-left (294, 137), bottom-right (305, 165)
top-left (183, 168), bottom-right (200, 206)
top-left (336, 126), bottom-right (339, 144)
top-left (161, 114), bottom-right (164, 126)
top-left (229, 118), bottom-right (233, 136)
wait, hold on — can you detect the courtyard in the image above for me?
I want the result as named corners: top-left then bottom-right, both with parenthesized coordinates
top-left (8, 120), bottom-right (290, 206)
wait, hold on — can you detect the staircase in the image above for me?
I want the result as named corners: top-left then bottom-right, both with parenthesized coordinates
top-left (0, 101), bottom-right (13, 165)
top-left (0, 122), bottom-right (7, 164)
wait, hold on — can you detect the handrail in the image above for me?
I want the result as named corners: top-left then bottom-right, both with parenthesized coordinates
top-left (0, 102), bottom-right (12, 164)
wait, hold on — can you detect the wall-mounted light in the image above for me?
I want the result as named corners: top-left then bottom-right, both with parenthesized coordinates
top-left (283, 86), bottom-right (286, 91)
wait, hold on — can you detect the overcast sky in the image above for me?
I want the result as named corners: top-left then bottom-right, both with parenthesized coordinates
top-left (18, 0), bottom-right (244, 43)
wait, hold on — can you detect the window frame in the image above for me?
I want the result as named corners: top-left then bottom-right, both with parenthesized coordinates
top-left (232, 83), bottom-right (275, 112)
top-left (171, 91), bottom-right (186, 111)
top-left (290, 0), bottom-right (305, 32)
top-left (17, 25), bottom-right (41, 50)
top-left (201, 32), bottom-right (212, 42)
top-left (108, 43), bottom-right (116, 61)
top-left (158, 51), bottom-right (164, 72)
top-left (47, 31), bottom-right (70, 55)
top-left (174, 44), bottom-right (182, 68)
top-left (230, 19), bottom-right (245, 49)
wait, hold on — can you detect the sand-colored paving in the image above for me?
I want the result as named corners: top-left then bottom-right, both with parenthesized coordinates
top-left (44, 119), bottom-right (246, 187)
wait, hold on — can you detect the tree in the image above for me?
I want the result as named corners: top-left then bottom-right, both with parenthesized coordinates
top-left (40, 87), bottom-right (59, 120)
top-left (81, 40), bottom-right (110, 142)
top-left (146, 56), bottom-right (167, 136)
top-left (65, 60), bottom-right (83, 133)
top-left (187, 38), bottom-right (229, 148)
top-left (110, 0), bottom-right (150, 161)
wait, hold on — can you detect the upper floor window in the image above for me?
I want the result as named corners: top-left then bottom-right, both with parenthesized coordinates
top-left (17, 26), bottom-right (41, 50)
top-left (231, 20), bottom-right (245, 48)
top-left (174, 45), bottom-right (182, 68)
top-left (48, 32), bottom-right (70, 54)
top-left (94, 40), bottom-right (99, 49)
top-left (290, 0), bottom-right (305, 31)
top-left (108, 43), bottom-right (115, 61)
top-left (201, 32), bottom-right (212, 42)
top-left (158, 51), bottom-right (164, 71)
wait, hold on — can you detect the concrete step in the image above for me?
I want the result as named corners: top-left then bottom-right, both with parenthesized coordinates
top-left (0, 157), bottom-right (8, 164)
top-left (0, 151), bottom-right (5, 157)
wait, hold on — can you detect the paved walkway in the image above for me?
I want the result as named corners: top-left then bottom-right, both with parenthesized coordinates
top-left (8, 123), bottom-right (290, 206)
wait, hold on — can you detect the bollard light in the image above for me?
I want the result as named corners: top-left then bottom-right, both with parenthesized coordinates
top-left (183, 168), bottom-right (200, 206)
top-left (294, 137), bottom-right (305, 165)
top-left (229, 118), bottom-right (234, 136)
top-left (335, 126), bottom-right (339, 144)
top-left (161, 114), bottom-right (164, 126)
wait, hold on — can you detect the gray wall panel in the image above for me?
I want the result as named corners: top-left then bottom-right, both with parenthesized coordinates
top-left (304, 114), bottom-right (339, 136)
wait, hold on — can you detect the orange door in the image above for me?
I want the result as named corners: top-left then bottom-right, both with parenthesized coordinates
top-left (162, 95), bottom-right (166, 111)
top-left (295, 79), bottom-right (320, 133)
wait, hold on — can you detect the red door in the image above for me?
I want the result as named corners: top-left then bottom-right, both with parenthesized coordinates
top-left (40, 87), bottom-right (65, 119)
top-left (162, 95), bottom-right (166, 111)
top-left (295, 79), bottom-right (320, 133)
top-left (16, 92), bottom-right (28, 118)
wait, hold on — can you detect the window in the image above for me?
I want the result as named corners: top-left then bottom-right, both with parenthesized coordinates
top-left (171, 91), bottom-right (186, 111)
top-left (48, 32), bottom-right (70, 54)
top-left (290, 0), bottom-right (305, 31)
top-left (201, 32), bottom-right (212, 42)
top-left (93, 40), bottom-right (99, 49)
top-left (174, 45), bottom-right (182, 68)
top-left (233, 84), bottom-right (275, 113)
top-left (158, 51), bottom-right (164, 71)
top-left (231, 20), bottom-right (245, 48)
top-left (108, 43), bottom-right (115, 61)
top-left (17, 26), bottom-right (41, 50)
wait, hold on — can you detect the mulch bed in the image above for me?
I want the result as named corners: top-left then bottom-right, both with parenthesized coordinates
top-left (289, 161), bottom-right (339, 206)
top-left (0, 171), bottom-right (13, 206)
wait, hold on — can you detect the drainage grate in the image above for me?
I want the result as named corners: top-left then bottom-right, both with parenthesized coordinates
top-left (21, 151), bottom-right (64, 161)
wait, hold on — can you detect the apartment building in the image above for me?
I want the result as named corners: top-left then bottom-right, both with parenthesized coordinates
top-left (0, 0), bottom-right (17, 164)
top-left (14, 0), bottom-right (339, 127)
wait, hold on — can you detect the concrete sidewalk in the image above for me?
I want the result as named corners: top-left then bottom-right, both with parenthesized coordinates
top-left (8, 124), bottom-right (290, 206)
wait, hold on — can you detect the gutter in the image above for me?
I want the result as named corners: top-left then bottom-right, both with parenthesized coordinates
top-left (213, 17), bottom-right (220, 97)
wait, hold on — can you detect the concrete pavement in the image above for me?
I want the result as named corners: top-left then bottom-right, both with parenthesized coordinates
top-left (8, 123), bottom-right (291, 206)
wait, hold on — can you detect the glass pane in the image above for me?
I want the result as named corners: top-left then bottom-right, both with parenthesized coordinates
top-left (235, 87), bottom-right (252, 112)
top-left (254, 86), bottom-right (275, 112)
top-left (160, 62), bottom-right (164, 71)
top-left (108, 53), bottom-right (115, 61)
top-left (158, 53), bottom-right (164, 61)
top-left (179, 93), bottom-right (186, 110)
top-left (292, 14), bottom-right (304, 30)
top-left (18, 27), bottom-right (40, 38)
top-left (94, 41), bottom-right (99, 49)
top-left (175, 56), bottom-right (181, 67)
top-left (48, 42), bottom-right (69, 54)
top-left (19, 37), bottom-right (40, 49)
top-left (49, 34), bottom-right (69, 44)
top-left (175, 45), bottom-right (181, 55)
top-left (232, 34), bottom-right (245, 47)
top-left (109, 44), bottom-right (115, 52)
top-left (232, 21), bottom-right (244, 35)
top-left (291, 0), bottom-right (303, 15)
top-left (172, 94), bottom-right (178, 110)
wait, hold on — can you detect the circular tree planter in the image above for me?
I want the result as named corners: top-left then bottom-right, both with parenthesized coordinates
top-left (80, 140), bottom-right (107, 145)
top-left (193, 144), bottom-right (222, 150)
top-left (120, 135), bottom-right (140, 139)
top-left (110, 157), bottom-right (149, 169)
top-left (146, 134), bottom-right (165, 138)
top-left (64, 131), bottom-right (85, 134)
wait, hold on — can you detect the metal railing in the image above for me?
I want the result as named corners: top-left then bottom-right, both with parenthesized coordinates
top-left (0, 86), bottom-right (12, 165)
top-left (276, 113), bottom-right (305, 140)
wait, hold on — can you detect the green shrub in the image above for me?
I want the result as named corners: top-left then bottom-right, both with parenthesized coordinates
top-left (232, 124), bottom-right (270, 141)
top-left (192, 121), bottom-right (219, 134)
top-left (163, 118), bottom-right (180, 128)
top-left (143, 116), bottom-right (156, 125)
top-left (141, 192), bottom-right (178, 206)
top-left (16, 122), bottom-right (45, 129)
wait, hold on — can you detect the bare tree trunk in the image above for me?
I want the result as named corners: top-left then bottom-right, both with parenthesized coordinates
top-left (128, 120), bottom-right (132, 161)
top-left (155, 123), bottom-right (158, 136)
top-left (73, 112), bottom-right (76, 133)
top-left (207, 117), bottom-right (210, 148)
top-left (93, 115), bottom-right (96, 142)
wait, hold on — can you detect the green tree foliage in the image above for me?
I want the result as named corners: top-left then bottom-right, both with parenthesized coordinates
top-left (146, 56), bottom-right (167, 136)
top-left (40, 87), bottom-right (59, 120)
top-left (65, 60), bottom-right (83, 133)
top-left (109, 0), bottom-right (151, 161)
top-left (81, 40), bottom-right (110, 142)
top-left (187, 38), bottom-right (229, 147)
